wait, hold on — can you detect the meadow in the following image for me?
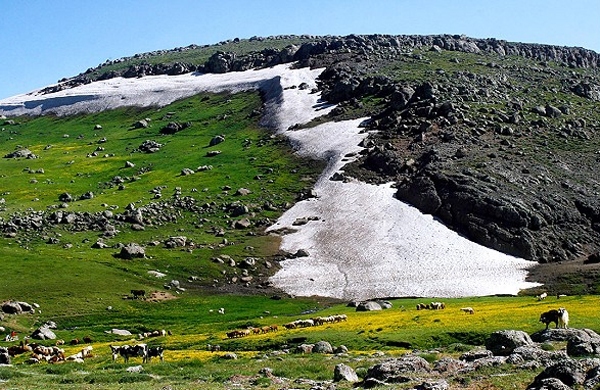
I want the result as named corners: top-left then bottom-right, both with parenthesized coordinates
top-left (1, 293), bottom-right (598, 389)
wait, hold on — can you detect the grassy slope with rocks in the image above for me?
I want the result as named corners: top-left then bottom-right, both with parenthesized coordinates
top-left (2, 34), bottom-right (600, 389)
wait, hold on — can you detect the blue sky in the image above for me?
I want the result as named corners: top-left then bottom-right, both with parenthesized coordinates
top-left (1, 0), bottom-right (599, 99)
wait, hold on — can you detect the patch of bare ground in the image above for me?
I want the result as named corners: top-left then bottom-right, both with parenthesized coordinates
top-left (145, 290), bottom-right (178, 302)
top-left (524, 259), bottom-right (600, 295)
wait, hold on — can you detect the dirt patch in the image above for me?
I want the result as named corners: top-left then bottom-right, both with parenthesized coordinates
top-left (145, 291), bottom-right (178, 303)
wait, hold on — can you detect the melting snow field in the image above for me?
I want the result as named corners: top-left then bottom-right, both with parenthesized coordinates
top-left (0, 64), bottom-right (540, 300)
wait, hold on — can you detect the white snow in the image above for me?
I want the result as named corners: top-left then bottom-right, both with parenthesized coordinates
top-left (0, 64), bottom-right (540, 300)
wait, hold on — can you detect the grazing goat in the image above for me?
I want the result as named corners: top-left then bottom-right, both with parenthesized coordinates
top-left (460, 307), bottom-right (475, 314)
top-left (539, 309), bottom-right (560, 329)
top-left (537, 292), bottom-right (548, 301)
top-left (558, 308), bottom-right (569, 329)
top-left (131, 289), bottom-right (146, 299)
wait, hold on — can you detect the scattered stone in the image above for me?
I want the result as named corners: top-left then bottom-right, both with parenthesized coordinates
top-left (334, 363), bottom-right (359, 382)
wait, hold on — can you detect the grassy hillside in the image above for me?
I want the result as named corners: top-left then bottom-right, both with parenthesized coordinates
top-left (0, 89), bottom-right (324, 333)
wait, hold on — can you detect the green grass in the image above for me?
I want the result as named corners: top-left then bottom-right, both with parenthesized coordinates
top-left (1, 295), bottom-right (598, 389)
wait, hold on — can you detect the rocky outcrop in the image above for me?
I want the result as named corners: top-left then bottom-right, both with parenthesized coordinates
top-left (486, 330), bottom-right (534, 356)
top-left (50, 34), bottom-right (600, 98)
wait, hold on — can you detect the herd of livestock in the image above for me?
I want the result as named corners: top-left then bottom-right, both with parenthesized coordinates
top-left (226, 314), bottom-right (348, 339)
top-left (1, 297), bottom-right (571, 365)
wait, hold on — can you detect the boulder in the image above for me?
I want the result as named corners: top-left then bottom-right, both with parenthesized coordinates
top-left (526, 377), bottom-right (571, 390)
top-left (107, 329), bottom-right (132, 336)
top-left (356, 301), bottom-right (382, 311)
top-left (233, 218), bottom-right (252, 229)
top-left (132, 119), bottom-right (149, 129)
top-left (333, 363), bottom-right (359, 382)
top-left (116, 243), bottom-right (146, 259)
top-left (312, 341), bottom-right (333, 354)
top-left (508, 345), bottom-right (568, 366)
top-left (565, 329), bottom-right (600, 356)
top-left (31, 325), bottom-right (56, 340)
top-left (433, 357), bottom-right (469, 374)
top-left (530, 359), bottom-right (586, 387)
top-left (377, 300), bottom-right (393, 309)
top-left (138, 140), bottom-right (162, 153)
top-left (4, 148), bottom-right (35, 159)
top-left (165, 236), bottom-right (187, 248)
top-left (415, 380), bottom-right (449, 390)
top-left (209, 135), bottom-right (225, 146)
top-left (365, 356), bottom-right (430, 384)
top-left (296, 344), bottom-right (314, 354)
top-left (459, 349), bottom-right (493, 362)
top-left (16, 301), bottom-right (34, 313)
top-left (486, 330), bottom-right (533, 356)
top-left (160, 121), bottom-right (190, 134)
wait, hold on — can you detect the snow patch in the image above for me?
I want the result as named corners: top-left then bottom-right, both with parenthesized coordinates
top-left (0, 64), bottom-right (540, 299)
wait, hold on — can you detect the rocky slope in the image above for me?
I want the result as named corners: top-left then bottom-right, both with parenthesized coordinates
top-left (44, 34), bottom-right (600, 267)
top-left (5, 33), bottom-right (600, 276)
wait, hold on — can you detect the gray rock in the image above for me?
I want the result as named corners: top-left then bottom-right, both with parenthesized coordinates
top-left (312, 341), bottom-right (333, 354)
top-left (377, 300), bottom-right (393, 309)
top-left (486, 330), bottom-right (534, 356)
top-left (107, 329), bottom-right (132, 336)
top-left (233, 218), bottom-right (252, 229)
top-left (222, 352), bottom-right (238, 360)
top-left (356, 301), bottom-right (382, 311)
top-left (565, 329), bottom-right (600, 357)
top-left (117, 243), bottom-right (146, 259)
top-left (333, 363), bottom-right (359, 382)
top-left (165, 236), bottom-right (187, 248)
top-left (4, 148), bottom-right (35, 158)
top-left (460, 349), bottom-right (493, 361)
top-left (415, 380), bottom-right (449, 390)
top-left (296, 344), bottom-right (314, 354)
top-left (132, 119), bottom-right (149, 129)
top-left (31, 325), bottom-right (56, 340)
top-left (209, 135), bottom-right (225, 146)
top-left (126, 365), bottom-right (144, 373)
top-left (433, 357), bottom-right (469, 374)
top-left (584, 366), bottom-right (600, 389)
top-left (365, 356), bottom-right (430, 384)
top-left (527, 377), bottom-right (572, 390)
top-left (531, 359), bottom-right (586, 387)
top-left (509, 345), bottom-right (568, 366)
